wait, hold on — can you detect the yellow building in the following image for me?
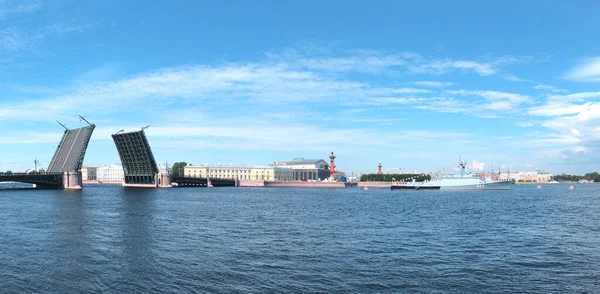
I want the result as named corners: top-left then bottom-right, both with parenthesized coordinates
top-left (184, 165), bottom-right (293, 181)
top-left (500, 171), bottom-right (551, 183)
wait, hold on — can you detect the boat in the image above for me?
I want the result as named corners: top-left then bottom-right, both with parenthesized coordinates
top-left (391, 158), bottom-right (512, 191)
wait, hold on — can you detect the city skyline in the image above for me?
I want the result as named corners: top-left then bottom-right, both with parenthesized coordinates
top-left (1, 1), bottom-right (600, 175)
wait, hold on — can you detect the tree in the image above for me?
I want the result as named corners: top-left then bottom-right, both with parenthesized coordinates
top-left (360, 173), bottom-right (431, 182)
top-left (171, 162), bottom-right (187, 176)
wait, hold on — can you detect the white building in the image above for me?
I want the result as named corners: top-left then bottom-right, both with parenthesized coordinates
top-left (97, 164), bottom-right (124, 181)
top-left (269, 157), bottom-right (336, 180)
top-left (270, 157), bottom-right (329, 170)
top-left (81, 166), bottom-right (97, 180)
top-left (499, 171), bottom-right (552, 183)
top-left (158, 164), bottom-right (172, 175)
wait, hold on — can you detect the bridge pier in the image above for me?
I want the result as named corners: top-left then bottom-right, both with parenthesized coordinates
top-left (62, 171), bottom-right (83, 189)
top-left (157, 173), bottom-right (172, 188)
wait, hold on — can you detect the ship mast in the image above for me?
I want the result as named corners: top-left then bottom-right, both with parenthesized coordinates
top-left (458, 155), bottom-right (467, 176)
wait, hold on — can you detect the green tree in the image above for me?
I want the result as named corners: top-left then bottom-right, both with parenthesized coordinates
top-left (584, 172), bottom-right (600, 182)
top-left (360, 173), bottom-right (431, 182)
top-left (171, 162), bottom-right (187, 176)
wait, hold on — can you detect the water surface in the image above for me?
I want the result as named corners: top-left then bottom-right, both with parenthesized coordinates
top-left (1, 184), bottom-right (599, 293)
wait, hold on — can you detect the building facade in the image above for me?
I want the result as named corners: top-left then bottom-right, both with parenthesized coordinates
top-left (81, 166), bottom-right (97, 180)
top-left (158, 164), bottom-right (172, 175)
top-left (97, 164), bottom-right (124, 181)
top-left (184, 165), bottom-right (293, 181)
top-left (499, 171), bottom-right (551, 183)
top-left (269, 157), bottom-right (331, 180)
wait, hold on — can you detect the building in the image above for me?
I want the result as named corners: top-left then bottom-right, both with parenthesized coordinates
top-left (475, 172), bottom-right (501, 181)
top-left (499, 171), bottom-right (551, 183)
top-left (334, 170), bottom-right (346, 180)
top-left (81, 166), bottom-right (97, 180)
top-left (97, 164), bottom-right (124, 181)
top-left (269, 157), bottom-right (331, 180)
top-left (184, 165), bottom-right (293, 181)
top-left (158, 164), bottom-right (172, 175)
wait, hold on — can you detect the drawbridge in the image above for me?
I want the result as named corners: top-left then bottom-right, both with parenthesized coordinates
top-left (0, 117), bottom-right (95, 189)
top-left (112, 129), bottom-right (165, 187)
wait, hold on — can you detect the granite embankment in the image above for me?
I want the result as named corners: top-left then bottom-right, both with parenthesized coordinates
top-left (239, 180), bottom-right (358, 188)
top-left (357, 181), bottom-right (393, 188)
top-left (82, 180), bottom-right (123, 184)
top-left (83, 179), bottom-right (386, 188)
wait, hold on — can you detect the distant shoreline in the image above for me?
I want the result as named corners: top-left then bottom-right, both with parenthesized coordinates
top-left (516, 182), bottom-right (591, 184)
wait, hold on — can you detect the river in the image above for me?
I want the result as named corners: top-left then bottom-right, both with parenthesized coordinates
top-left (0, 184), bottom-right (598, 293)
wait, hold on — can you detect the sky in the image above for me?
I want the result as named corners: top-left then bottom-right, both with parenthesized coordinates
top-left (1, 0), bottom-right (600, 175)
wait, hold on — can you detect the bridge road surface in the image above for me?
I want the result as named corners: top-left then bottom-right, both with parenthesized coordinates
top-left (47, 126), bottom-right (94, 172)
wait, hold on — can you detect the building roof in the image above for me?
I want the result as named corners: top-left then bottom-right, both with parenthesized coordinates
top-left (97, 164), bottom-right (123, 169)
top-left (270, 157), bottom-right (327, 166)
top-left (185, 165), bottom-right (289, 170)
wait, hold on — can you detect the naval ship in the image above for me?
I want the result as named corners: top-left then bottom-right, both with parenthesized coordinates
top-left (391, 159), bottom-right (512, 191)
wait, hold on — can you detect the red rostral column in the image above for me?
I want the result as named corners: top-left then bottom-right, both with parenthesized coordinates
top-left (329, 152), bottom-right (336, 179)
top-left (378, 163), bottom-right (382, 174)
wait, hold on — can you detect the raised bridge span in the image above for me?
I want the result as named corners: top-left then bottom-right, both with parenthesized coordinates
top-left (47, 125), bottom-right (95, 173)
top-left (0, 121), bottom-right (95, 189)
top-left (112, 129), bottom-right (169, 187)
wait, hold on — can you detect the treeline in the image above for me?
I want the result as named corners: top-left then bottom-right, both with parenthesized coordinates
top-left (171, 162), bottom-right (188, 176)
top-left (360, 173), bottom-right (432, 182)
top-left (552, 172), bottom-right (600, 182)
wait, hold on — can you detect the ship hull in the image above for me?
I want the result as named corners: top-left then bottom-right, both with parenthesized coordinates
top-left (391, 180), bottom-right (512, 191)
top-left (391, 185), bottom-right (440, 190)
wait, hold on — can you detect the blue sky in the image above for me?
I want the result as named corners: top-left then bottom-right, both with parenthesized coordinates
top-left (1, 0), bottom-right (600, 175)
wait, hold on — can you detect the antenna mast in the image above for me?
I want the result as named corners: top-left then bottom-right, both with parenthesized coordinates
top-left (79, 115), bottom-right (93, 126)
top-left (56, 121), bottom-right (68, 130)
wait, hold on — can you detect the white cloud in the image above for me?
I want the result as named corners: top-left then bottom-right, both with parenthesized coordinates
top-left (502, 74), bottom-right (531, 82)
top-left (516, 121), bottom-right (534, 127)
top-left (469, 160), bottom-right (485, 171)
top-left (446, 89), bottom-right (532, 113)
top-left (448, 90), bottom-right (531, 104)
top-left (532, 84), bottom-right (555, 90)
top-left (412, 81), bottom-right (453, 87)
top-left (528, 102), bottom-right (592, 116)
top-left (548, 91), bottom-right (600, 101)
top-left (0, 29), bottom-right (31, 53)
top-left (0, 0), bottom-right (41, 18)
top-left (525, 97), bottom-right (600, 169)
top-left (2, 54), bottom-right (536, 124)
top-left (0, 48), bottom-right (578, 173)
top-left (409, 59), bottom-right (497, 76)
top-left (270, 50), bottom-right (530, 78)
top-left (501, 74), bottom-right (565, 93)
top-left (564, 57), bottom-right (600, 82)
top-left (0, 23), bottom-right (89, 71)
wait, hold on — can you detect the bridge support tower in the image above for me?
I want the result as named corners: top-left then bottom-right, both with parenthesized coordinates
top-left (157, 173), bottom-right (172, 188)
top-left (62, 171), bottom-right (83, 189)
